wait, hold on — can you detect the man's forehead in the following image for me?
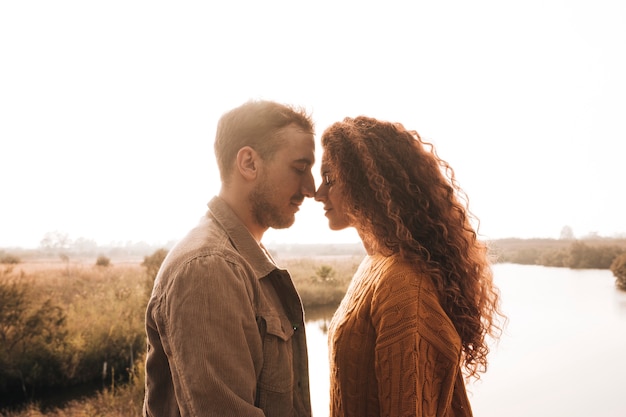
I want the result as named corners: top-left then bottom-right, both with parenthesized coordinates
top-left (282, 130), bottom-right (314, 148)
top-left (278, 141), bottom-right (315, 166)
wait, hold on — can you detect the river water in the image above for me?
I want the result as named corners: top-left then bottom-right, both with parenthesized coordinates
top-left (304, 263), bottom-right (626, 417)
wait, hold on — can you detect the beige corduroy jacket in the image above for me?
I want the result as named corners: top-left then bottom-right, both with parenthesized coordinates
top-left (144, 196), bottom-right (311, 417)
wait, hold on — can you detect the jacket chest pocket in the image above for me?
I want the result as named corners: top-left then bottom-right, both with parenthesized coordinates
top-left (256, 313), bottom-right (294, 394)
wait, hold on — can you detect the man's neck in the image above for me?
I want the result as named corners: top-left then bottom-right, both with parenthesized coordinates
top-left (218, 189), bottom-right (265, 242)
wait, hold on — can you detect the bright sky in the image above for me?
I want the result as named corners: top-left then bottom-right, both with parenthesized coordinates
top-left (1, 0), bottom-right (624, 249)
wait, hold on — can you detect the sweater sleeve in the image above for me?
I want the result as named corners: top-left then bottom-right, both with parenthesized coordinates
top-left (372, 267), bottom-right (462, 417)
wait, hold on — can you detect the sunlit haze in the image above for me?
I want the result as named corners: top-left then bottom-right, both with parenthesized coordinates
top-left (1, 1), bottom-right (624, 249)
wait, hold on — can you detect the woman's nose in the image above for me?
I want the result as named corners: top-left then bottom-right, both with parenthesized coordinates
top-left (314, 185), bottom-right (326, 202)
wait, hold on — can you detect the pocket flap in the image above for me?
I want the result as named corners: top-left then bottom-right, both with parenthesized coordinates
top-left (263, 314), bottom-right (294, 341)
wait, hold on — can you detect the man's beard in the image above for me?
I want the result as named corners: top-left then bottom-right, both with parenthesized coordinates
top-left (249, 180), bottom-right (296, 230)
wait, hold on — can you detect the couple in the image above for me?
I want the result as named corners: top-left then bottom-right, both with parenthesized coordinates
top-left (143, 100), bottom-right (503, 417)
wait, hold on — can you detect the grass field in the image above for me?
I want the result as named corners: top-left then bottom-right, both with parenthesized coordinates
top-left (0, 253), bottom-right (360, 416)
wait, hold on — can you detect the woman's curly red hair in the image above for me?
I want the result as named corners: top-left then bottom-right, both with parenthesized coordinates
top-left (321, 116), bottom-right (504, 379)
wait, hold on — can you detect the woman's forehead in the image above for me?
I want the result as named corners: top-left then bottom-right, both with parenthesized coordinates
top-left (319, 155), bottom-right (332, 171)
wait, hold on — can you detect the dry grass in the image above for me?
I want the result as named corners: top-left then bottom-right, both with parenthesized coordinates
top-left (0, 259), bottom-right (148, 416)
top-left (278, 255), bottom-right (361, 308)
top-left (1, 254), bottom-right (360, 416)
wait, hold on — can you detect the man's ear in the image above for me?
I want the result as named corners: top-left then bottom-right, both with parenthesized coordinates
top-left (236, 146), bottom-right (259, 181)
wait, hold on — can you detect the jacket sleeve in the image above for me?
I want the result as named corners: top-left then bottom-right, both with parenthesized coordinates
top-left (372, 269), bottom-right (461, 417)
top-left (158, 254), bottom-right (265, 417)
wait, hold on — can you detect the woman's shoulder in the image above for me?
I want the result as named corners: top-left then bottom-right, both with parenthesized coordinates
top-left (371, 254), bottom-right (461, 356)
top-left (370, 254), bottom-right (434, 296)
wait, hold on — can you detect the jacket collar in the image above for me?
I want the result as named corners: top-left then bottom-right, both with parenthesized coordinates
top-left (207, 196), bottom-right (278, 280)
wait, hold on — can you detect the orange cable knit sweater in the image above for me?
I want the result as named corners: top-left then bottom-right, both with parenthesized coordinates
top-left (328, 254), bottom-right (473, 417)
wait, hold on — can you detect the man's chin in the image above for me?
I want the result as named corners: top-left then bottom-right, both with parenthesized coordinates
top-left (270, 215), bottom-right (296, 230)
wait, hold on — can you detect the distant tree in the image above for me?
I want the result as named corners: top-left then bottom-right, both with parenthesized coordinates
top-left (73, 237), bottom-right (99, 255)
top-left (559, 226), bottom-right (575, 240)
top-left (610, 253), bottom-right (626, 291)
top-left (567, 241), bottom-right (623, 269)
top-left (40, 231), bottom-right (72, 254)
top-left (538, 249), bottom-right (568, 267)
top-left (583, 231), bottom-right (601, 239)
top-left (510, 248), bottom-right (541, 265)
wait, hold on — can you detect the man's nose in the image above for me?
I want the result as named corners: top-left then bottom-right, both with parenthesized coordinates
top-left (301, 171), bottom-right (316, 198)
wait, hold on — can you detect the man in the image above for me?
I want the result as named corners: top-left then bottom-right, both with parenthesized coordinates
top-left (144, 100), bottom-right (316, 417)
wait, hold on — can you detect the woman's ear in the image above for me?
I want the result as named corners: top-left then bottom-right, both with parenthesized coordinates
top-left (236, 146), bottom-right (259, 181)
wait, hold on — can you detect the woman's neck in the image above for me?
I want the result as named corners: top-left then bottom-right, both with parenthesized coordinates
top-left (358, 230), bottom-right (376, 255)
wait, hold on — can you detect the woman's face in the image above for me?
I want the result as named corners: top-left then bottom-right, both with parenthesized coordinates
top-left (314, 156), bottom-right (352, 230)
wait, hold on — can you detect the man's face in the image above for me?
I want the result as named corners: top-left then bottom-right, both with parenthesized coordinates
top-left (249, 124), bottom-right (316, 230)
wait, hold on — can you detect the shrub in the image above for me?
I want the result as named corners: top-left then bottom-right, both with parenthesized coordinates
top-left (142, 248), bottom-right (168, 300)
top-left (0, 253), bottom-right (21, 264)
top-left (610, 253), bottom-right (626, 291)
top-left (0, 273), bottom-right (68, 398)
top-left (279, 256), bottom-right (361, 308)
top-left (568, 241), bottom-right (624, 269)
top-left (314, 265), bottom-right (336, 282)
top-left (0, 262), bottom-right (147, 405)
top-left (95, 255), bottom-right (111, 267)
top-left (142, 249), bottom-right (168, 286)
top-left (1, 354), bottom-right (146, 416)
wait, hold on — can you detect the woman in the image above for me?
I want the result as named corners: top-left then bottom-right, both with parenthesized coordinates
top-left (315, 116), bottom-right (504, 417)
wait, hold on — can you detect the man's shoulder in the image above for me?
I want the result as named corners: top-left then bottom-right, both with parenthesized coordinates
top-left (168, 215), bottom-right (244, 267)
